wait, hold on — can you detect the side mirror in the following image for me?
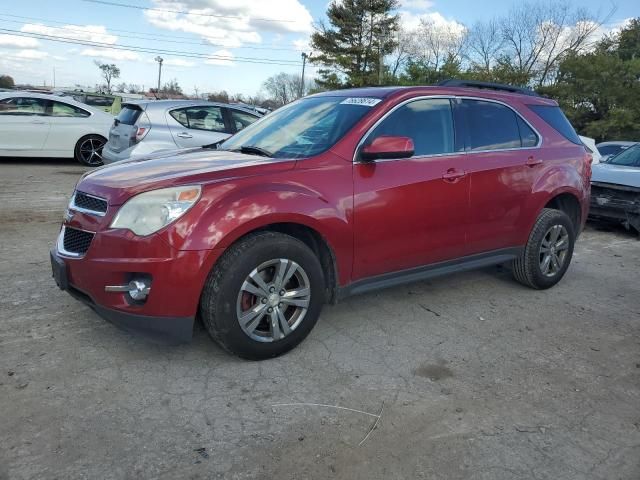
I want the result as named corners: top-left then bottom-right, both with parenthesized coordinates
top-left (360, 136), bottom-right (414, 161)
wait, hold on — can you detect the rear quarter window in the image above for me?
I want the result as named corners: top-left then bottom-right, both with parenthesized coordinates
top-left (528, 105), bottom-right (581, 145)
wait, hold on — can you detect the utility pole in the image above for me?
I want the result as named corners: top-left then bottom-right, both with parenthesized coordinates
top-left (155, 56), bottom-right (163, 94)
top-left (299, 52), bottom-right (308, 98)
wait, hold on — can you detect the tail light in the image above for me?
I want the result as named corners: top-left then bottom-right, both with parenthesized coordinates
top-left (135, 127), bottom-right (149, 142)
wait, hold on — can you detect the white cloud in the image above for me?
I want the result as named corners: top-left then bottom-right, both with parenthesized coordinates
top-left (292, 38), bottom-right (311, 52)
top-left (13, 49), bottom-right (49, 60)
top-left (163, 58), bottom-right (196, 67)
top-left (80, 48), bottom-right (140, 61)
top-left (21, 24), bottom-right (118, 44)
top-left (399, 0), bottom-right (434, 11)
top-left (204, 49), bottom-right (235, 66)
top-left (144, 0), bottom-right (313, 49)
top-left (0, 34), bottom-right (39, 49)
top-left (400, 10), bottom-right (466, 35)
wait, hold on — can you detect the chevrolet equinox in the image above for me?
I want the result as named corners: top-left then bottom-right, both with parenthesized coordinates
top-left (51, 80), bottom-right (591, 359)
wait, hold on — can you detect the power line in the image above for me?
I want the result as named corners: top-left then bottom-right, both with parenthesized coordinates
top-left (83, 0), bottom-right (302, 24)
top-left (0, 27), bottom-right (305, 66)
top-left (0, 15), bottom-right (303, 51)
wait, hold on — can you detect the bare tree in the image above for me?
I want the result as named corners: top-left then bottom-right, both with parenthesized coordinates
top-left (466, 19), bottom-right (504, 72)
top-left (410, 18), bottom-right (467, 71)
top-left (500, 1), bottom-right (607, 86)
top-left (94, 61), bottom-right (120, 94)
top-left (388, 27), bottom-right (414, 77)
top-left (262, 72), bottom-right (315, 106)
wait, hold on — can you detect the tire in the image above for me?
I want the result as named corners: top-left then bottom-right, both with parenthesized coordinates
top-left (74, 134), bottom-right (106, 167)
top-left (200, 231), bottom-right (325, 360)
top-left (512, 208), bottom-right (576, 289)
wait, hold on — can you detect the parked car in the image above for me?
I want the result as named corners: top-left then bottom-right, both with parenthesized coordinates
top-left (51, 80), bottom-right (590, 359)
top-left (0, 92), bottom-right (113, 166)
top-left (57, 91), bottom-right (123, 115)
top-left (596, 141), bottom-right (638, 161)
top-left (590, 143), bottom-right (640, 232)
top-left (101, 100), bottom-right (262, 164)
top-left (579, 135), bottom-right (602, 164)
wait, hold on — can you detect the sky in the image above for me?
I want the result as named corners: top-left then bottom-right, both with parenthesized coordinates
top-left (0, 0), bottom-right (636, 96)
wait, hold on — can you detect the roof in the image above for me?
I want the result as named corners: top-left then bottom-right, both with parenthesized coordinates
top-left (596, 141), bottom-right (639, 147)
top-left (309, 84), bottom-right (555, 105)
top-left (122, 99), bottom-right (263, 115)
top-left (0, 90), bottom-right (113, 116)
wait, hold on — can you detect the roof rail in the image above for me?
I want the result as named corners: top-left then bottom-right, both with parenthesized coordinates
top-left (437, 79), bottom-right (540, 97)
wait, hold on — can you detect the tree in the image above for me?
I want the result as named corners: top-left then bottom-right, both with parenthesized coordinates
top-left (311, 0), bottom-right (399, 88)
top-left (0, 75), bottom-right (14, 88)
top-left (94, 61), bottom-right (120, 93)
top-left (262, 72), bottom-right (314, 106)
top-left (465, 20), bottom-right (503, 73)
top-left (540, 19), bottom-right (640, 141)
top-left (162, 79), bottom-right (182, 96)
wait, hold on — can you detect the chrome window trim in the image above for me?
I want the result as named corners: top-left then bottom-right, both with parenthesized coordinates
top-left (70, 192), bottom-right (108, 217)
top-left (56, 225), bottom-right (95, 259)
top-left (352, 94), bottom-right (543, 164)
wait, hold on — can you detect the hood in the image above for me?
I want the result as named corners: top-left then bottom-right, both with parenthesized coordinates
top-left (78, 148), bottom-right (295, 205)
top-left (591, 163), bottom-right (640, 189)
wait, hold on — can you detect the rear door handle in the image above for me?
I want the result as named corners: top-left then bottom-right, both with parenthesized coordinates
top-left (176, 132), bottom-right (193, 139)
top-left (442, 168), bottom-right (466, 182)
top-left (525, 156), bottom-right (543, 167)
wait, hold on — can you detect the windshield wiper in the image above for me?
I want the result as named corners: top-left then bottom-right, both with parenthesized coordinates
top-left (202, 138), bottom-right (226, 149)
top-left (234, 145), bottom-right (273, 157)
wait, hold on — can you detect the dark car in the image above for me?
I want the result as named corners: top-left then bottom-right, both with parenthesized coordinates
top-left (51, 80), bottom-right (591, 359)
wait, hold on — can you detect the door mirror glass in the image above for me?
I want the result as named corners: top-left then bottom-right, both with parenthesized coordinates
top-left (361, 136), bottom-right (414, 161)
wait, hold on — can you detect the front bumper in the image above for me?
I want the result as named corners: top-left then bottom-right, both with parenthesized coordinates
top-left (51, 227), bottom-right (222, 343)
top-left (589, 182), bottom-right (640, 231)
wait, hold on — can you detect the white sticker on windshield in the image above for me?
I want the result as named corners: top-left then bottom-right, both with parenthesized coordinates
top-left (340, 97), bottom-right (382, 107)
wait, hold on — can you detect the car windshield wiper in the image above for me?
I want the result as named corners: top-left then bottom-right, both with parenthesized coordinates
top-left (234, 145), bottom-right (273, 157)
top-left (202, 139), bottom-right (226, 149)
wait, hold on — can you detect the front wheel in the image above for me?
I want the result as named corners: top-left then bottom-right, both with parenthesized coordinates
top-left (200, 232), bottom-right (325, 360)
top-left (512, 208), bottom-right (576, 289)
top-left (74, 135), bottom-right (106, 167)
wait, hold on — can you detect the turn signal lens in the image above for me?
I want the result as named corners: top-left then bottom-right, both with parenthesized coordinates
top-left (178, 188), bottom-right (200, 202)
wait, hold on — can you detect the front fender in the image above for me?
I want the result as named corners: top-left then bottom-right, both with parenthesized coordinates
top-left (159, 174), bottom-right (354, 285)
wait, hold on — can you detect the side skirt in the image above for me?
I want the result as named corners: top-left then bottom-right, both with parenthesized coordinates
top-left (337, 247), bottom-right (522, 300)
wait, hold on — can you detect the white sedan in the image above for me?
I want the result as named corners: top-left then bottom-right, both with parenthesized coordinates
top-left (0, 92), bottom-right (114, 166)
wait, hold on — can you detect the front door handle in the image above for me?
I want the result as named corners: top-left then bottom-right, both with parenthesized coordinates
top-left (525, 156), bottom-right (543, 167)
top-left (176, 132), bottom-right (193, 139)
top-left (442, 168), bottom-right (466, 182)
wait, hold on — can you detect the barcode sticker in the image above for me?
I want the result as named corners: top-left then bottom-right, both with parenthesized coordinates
top-left (340, 97), bottom-right (382, 107)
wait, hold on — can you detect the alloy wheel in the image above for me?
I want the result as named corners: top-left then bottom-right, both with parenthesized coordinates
top-left (236, 258), bottom-right (311, 342)
top-left (539, 224), bottom-right (569, 277)
top-left (79, 138), bottom-right (105, 165)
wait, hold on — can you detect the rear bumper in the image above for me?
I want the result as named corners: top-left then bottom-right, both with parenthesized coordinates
top-left (102, 144), bottom-right (135, 164)
top-left (589, 182), bottom-right (640, 231)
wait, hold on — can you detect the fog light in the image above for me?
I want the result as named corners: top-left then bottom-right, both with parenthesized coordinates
top-left (105, 278), bottom-right (151, 300)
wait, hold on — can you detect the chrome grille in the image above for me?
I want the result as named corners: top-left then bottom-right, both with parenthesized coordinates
top-left (63, 227), bottom-right (94, 255)
top-left (73, 192), bottom-right (108, 215)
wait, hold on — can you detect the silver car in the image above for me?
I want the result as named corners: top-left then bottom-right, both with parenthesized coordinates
top-left (102, 100), bottom-right (261, 164)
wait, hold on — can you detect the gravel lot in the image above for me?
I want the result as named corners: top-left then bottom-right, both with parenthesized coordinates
top-left (1, 159), bottom-right (639, 480)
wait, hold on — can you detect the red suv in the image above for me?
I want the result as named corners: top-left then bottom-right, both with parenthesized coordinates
top-left (51, 80), bottom-right (591, 359)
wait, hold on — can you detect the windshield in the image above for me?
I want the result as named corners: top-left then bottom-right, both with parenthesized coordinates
top-left (605, 144), bottom-right (640, 166)
top-left (219, 96), bottom-right (376, 159)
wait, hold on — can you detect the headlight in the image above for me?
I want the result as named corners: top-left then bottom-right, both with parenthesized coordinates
top-left (110, 185), bottom-right (201, 236)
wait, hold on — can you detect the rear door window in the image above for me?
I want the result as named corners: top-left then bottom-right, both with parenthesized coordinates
top-left (49, 101), bottom-right (90, 118)
top-left (460, 99), bottom-right (522, 151)
top-left (228, 109), bottom-right (259, 132)
top-left (528, 104), bottom-right (581, 145)
top-left (170, 106), bottom-right (227, 132)
top-left (366, 98), bottom-right (455, 156)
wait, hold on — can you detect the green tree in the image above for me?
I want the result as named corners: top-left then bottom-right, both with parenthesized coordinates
top-left (311, 0), bottom-right (399, 88)
top-left (0, 75), bottom-right (14, 88)
top-left (94, 62), bottom-right (120, 93)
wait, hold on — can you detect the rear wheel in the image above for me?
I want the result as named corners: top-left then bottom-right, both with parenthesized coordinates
top-left (512, 208), bottom-right (575, 289)
top-left (200, 232), bottom-right (325, 360)
top-left (74, 135), bottom-right (106, 167)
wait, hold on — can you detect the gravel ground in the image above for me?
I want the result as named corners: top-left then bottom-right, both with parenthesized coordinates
top-left (1, 159), bottom-right (639, 480)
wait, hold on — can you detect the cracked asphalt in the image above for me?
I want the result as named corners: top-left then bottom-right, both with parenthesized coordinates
top-left (1, 159), bottom-right (639, 480)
